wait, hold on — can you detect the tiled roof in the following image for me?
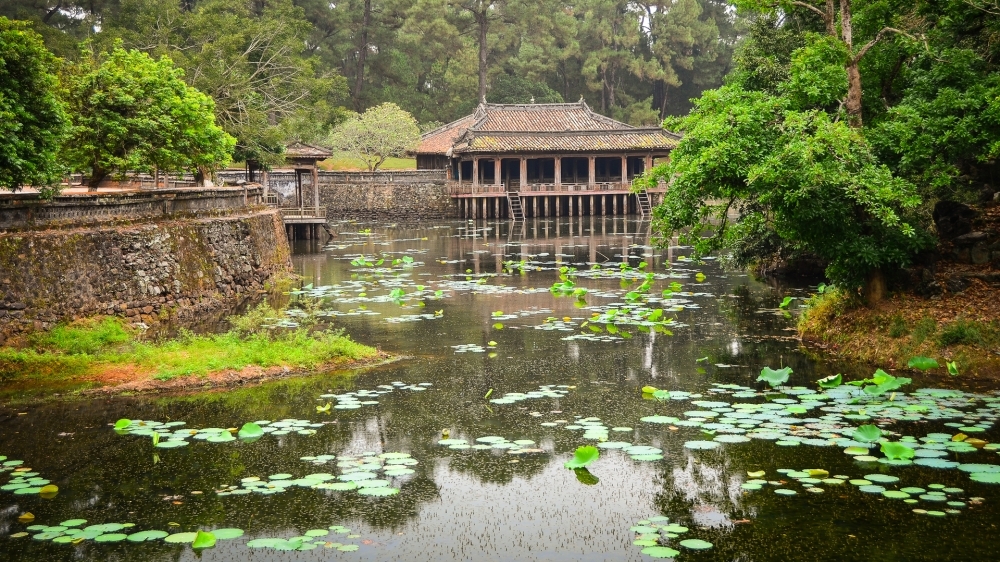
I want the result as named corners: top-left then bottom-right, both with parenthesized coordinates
top-left (416, 114), bottom-right (478, 155)
top-left (456, 130), bottom-right (679, 153)
top-left (417, 100), bottom-right (678, 155)
top-left (284, 142), bottom-right (332, 159)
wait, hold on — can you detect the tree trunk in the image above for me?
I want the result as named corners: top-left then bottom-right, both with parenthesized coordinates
top-left (352, 0), bottom-right (372, 111)
top-left (863, 268), bottom-right (886, 307)
top-left (88, 168), bottom-right (105, 191)
top-left (477, 11), bottom-right (488, 101)
top-left (840, 0), bottom-right (863, 127)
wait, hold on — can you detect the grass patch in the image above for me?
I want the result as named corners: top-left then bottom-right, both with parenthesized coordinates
top-left (0, 306), bottom-right (377, 386)
top-left (319, 152), bottom-right (415, 171)
top-left (888, 315), bottom-right (908, 338)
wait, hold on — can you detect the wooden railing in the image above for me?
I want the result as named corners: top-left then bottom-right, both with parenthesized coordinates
top-left (279, 206), bottom-right (327, 220)
top-left (447, 181), bottom-right (664, 196)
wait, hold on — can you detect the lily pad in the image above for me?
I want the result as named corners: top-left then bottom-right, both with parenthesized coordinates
top-left (192, 531), bottom-right (216, 549)
top-left (164, 532), bottom-right (198, 544)
top-left (641, 546), bottom-right (681, 558)
top-left (564, 446), bottom-right (599, 469)
top-left (127, 530), bottom-right (169, 542)
top-left (679, 539), bottom-right (713, 550)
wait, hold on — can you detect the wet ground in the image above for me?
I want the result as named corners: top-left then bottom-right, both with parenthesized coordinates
top-left (1, 218), bottom-right (998, 561)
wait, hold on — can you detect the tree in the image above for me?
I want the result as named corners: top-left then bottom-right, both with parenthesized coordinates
top-left (488, 73), bottom-right (563, 104)
top-left (330, 102), bottom-right (419, 171)
top-left (639, 86), bottom-right (931, 293)
top-left (0, 16), bottom-right (68, 195)
top-left (62, 42), bottom-right (235, 189)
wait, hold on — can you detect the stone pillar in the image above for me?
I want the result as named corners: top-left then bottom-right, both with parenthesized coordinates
top-left (621, 155), bottom-right (628, 186)
top-left (613, 195), bottom-right (618, 215)
top-left (589, 195), bottom-right (594, 217)
top-left (555, 157), bottom-right (562, 188)
top-left (588, 156), bottom-right (596, 186)
top-left (556, 196), bottom-right (562, 217)
top-left (520, 157), bottom-right (528, 191)
top-left (495, 158), bottom-right (502, 189)
top-left (532, 196), bottom-right (538, 217)
top-left (472, 158), bottom-right (479, 189)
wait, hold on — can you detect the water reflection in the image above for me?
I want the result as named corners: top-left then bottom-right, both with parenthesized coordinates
top-left (0, 218), bottom-right (997, 561)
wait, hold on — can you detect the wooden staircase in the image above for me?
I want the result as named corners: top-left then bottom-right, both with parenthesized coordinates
top-left (637, 190), bottom-right (652, 217)
top-left (507, 192), bottom-right (525, 220)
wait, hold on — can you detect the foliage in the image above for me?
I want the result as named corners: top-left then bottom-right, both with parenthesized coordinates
top-left (61, 42), bottom-right (234, 187)
top-left (641, 84), bottom-right (930, 288)
top-left (937, 319), bottom-right (983, 347)
top-left (563, 445), bottom-right (600, 469)
top-left (0, 312), bottom-right (377, 383)
top-left (330, 103), bottom-right (421, 171)
top-left (756, 366), bottom-right (791, 387)
top-left (0, 17), bottom-right (68, 194)
top-left (488, 73), bottom-right (563, 104)
top-left (7, 0), bottom-right (737, 124)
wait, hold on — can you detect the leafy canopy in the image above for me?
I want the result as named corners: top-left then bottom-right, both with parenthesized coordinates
top-left (0, 17), bottom-right (68, 195)
top-left (330, 103), bottom-right (420, 172)
top-left (61, 42), bottom-right (234, 188)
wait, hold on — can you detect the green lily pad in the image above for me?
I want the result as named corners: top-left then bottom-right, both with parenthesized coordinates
top-left (641, 546), bottom-right (681, 558)
top-left (564, 445), bottom-right (599, 469)
top-left (94, 533), bottom-right (128, 542)
top-left (164, 532), bottom-right (198, 544)
top-left (679, 539), bottom-right (713, 550)
top-left (357, 486), bottom-right (399, 496)
top-left (192, 531), bottom-right (216, 549)
top-left (211, 528), bottom-right (244, 540)
top-left (127, 530), bottom-right (169, 542)
top-left (60, 519), bottom-right (87, 527)
top-left (683, 440), bottom-right (720, 450)
top-left (338, 544), bottom-right (360, 551)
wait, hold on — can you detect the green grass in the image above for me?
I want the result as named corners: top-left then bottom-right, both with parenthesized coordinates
top-left (0, 310), bottom-right (377, 384)
top-left (319, 151), bottom-right (415, 171)
top-left (937, 319), bottom-right (983, 347)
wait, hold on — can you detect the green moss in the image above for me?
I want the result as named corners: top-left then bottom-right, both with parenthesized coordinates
top-left (938, 319), bottom-right (983, 347)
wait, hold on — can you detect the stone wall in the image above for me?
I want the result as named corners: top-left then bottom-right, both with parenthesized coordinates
top-left (0, 186), bottom-right (263, 231)
top-left (0, 209), bottom-right (290, 340)
top-left (218, 170), bottom-right (456, 220)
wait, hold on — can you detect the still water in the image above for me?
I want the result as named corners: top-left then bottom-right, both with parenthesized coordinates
top-left (1, 218), bottom-right (998, 561)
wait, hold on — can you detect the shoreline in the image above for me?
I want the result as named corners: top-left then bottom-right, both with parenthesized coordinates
top-left (798, 283), bottom-right (1000, 380)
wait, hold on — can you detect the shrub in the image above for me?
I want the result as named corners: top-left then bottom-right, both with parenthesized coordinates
top-left (938, 320), bottom-right (983, 347)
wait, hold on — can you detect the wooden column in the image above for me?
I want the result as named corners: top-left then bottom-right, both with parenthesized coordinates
top-left (589, 195), bottom-right (594, 216)
top-left (532, 196), bottom-right (538, 217)
top-left (588, 156), bottom-right (596, 186)
top-left (645, 154), bottom-right (653, 174)
top-left (613, 194), bottom-right (618, 215)
top-left (554, 157), bottom-right (562, 188)
top-left (520, 157), bottom-right (528, 191)
top-left (472, 158), bottom-right (479, 189)
top-left (312, 166), bottom-right (319, 210)
top-left (495, 158), bottom-right (502, 189)
top-left (621, 155), bottom-right (628, 186)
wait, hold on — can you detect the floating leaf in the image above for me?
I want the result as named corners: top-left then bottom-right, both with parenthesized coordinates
top-left (492, 323), bottom-right (504, 330)
top-left (881, 442), bottom-right (915, 460)
top-left (907, 356), bottom-right (940, 371)
top-left (237, 423), bottom-right (263, 440)
top-left (211, 528), bottom-right (244, 540)
top-left (757, 366), bottom-right (792, 388)
top-left (114, 419), bottom-right (132, 430)
top-left (680, 539), bottom-right (713, 550)
top-left (817, 374), bottom-right (842, 389)
top-left (563, 446), bottom-right (599, 469)
top-left (18, 513), bottom-right (34, 524)
top-left (852, 425), bottom-right (882, 443)
top-left (127, 530), bottom-right (169, 542)
top-left (39, 484), bottom-right (58, 496)
top-left (947, 361), bottom-right (959, 376)
top-left (641, 546), bottom-right (680, 558)
top-left (778, 296), bottom-right (794, 309)
top-left (641, 386), bottom-right (658, 394)
top-left (164, 532), bottom-right (198, 544)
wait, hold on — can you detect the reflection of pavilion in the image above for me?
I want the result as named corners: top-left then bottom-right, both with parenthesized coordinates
top-left (417, 101), bottom-right (679, 219)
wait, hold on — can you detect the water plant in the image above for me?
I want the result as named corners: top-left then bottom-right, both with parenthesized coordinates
top-left (563, 446), bottom-right (599, 469)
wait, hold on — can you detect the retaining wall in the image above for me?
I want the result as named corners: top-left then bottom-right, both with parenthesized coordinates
top-left (0, 203), bottom-right (290, 341)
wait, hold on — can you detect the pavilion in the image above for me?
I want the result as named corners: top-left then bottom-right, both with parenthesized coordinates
top-left (416, 100), bottom-right (679, 218)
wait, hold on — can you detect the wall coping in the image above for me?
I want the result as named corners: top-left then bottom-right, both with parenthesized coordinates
top-left (0, 186), bottom-right (264, 232)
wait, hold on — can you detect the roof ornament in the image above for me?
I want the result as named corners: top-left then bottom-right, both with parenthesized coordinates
top-left (530, 96), bottom-right (535, 104)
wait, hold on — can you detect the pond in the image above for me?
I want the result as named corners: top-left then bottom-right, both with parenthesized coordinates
top-left (1, 217), bottom-right (999, 561)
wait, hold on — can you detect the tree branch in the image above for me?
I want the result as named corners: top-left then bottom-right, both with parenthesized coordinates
top-left (852, 27), bottom-right (921, 63)
top-left (788, 1), bottom-right (830, 21)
